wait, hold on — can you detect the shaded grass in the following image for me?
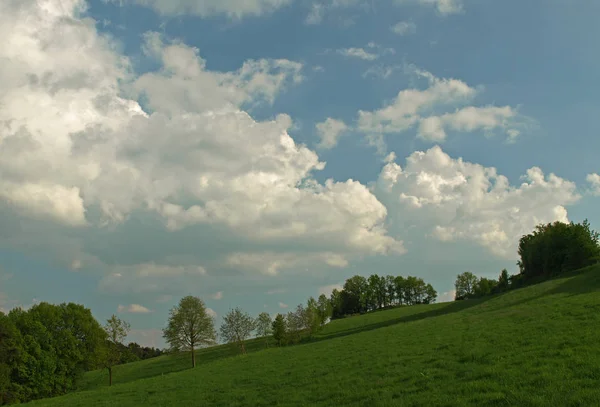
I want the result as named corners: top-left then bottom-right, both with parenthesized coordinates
top-left (28, 266), bottom-right (600, 406)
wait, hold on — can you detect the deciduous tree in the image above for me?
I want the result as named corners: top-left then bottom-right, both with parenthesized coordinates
top-left (255, 312), bottom-right (272, 348)
top-left (104, 315), bottom-right (130, 386)
top-left (219, 307), bottom-right (255, 354)
top-left (163, 296), bottom-right (216, 368)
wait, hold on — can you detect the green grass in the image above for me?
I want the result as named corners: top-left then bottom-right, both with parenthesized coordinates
top-left (28, 266), bottom-right (600, 406)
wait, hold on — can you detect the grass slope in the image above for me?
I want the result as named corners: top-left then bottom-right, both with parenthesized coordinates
top-left (28, 266), bottom-right (600, 406)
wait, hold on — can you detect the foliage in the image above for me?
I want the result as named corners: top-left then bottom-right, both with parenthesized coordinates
top-left (454, 272), bottom-right (479, 300)
top-left (271, 314), bottom-right (286, 346)
top-left (0, 302), bottom-right (106, 405)
top-left (163, 296), bottom-right (217, 368)
top-left (254, 313), bottom-right (272, 348)
top-left (316, 294), bottom-right (332, 326)
top-left (517, 219), bottom-right (600, 281)
top-left (26, 266), bottom-right (600, 407)
top-left (104, 315), bottom-right (130, 386)
top-left (219, 308), bottom-right (255, 354)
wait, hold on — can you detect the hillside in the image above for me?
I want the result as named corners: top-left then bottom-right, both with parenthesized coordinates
top-left (28, 266), bottom-right (600, 406)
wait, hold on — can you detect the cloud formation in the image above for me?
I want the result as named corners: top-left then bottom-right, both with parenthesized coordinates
top-left (0, 0), bottom-right (402, 297)
top-left (107, 0), bottom-right (293, 18)
top-left (118, 304), bottom-right (153, 313)
top-left (376, 146), bottom-right (580, 258)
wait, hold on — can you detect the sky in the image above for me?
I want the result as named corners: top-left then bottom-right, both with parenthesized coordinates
top-left (1, 0), bottom-right (600, 348)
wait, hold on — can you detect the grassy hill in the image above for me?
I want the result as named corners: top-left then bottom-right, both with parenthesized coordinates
top-left (27, 266), bottom-right (600, 406)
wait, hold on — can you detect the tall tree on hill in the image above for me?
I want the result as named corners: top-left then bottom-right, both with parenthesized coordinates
top-left (163, 296), bottom-right (216, 368)
top-left (454, 272), bottom-right (478, 300)
top-left (220, 307), bottom-right (255, 354)
top-left (316, 294), bottom-right (332, 325)
top-left (385, 275), bottom-right (396, 306)
top-left (343, 275), bottom-right (368, 314)
top-left (498, 269), bottom-right (510, 291)
top-left (255, 312), bottom-right (273, 348)
top-left (272, 314), bottom-right (286, 346)
top-left (518, 220), bottom-right (600, 281)
top-left (0, 312), bottom-right (22, 405)
top-left (104, 315), bottom-right (130, 386)
top-left (329, 289), bottom-right (343, 319)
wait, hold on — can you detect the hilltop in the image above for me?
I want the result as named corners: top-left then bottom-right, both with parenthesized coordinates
top-left (27, 265), bottom-right (600, 406)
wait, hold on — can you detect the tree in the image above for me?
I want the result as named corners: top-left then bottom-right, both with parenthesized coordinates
top-left (104, 315), bottom-right (130, 386)
top-left (255, 312), bottom-right (272, 348)
top-left (423, 283), bottom-right (437, 304)
top-left (454, 272), bottom-right (478, 300)
top-left (0, 312), bottom-right (22, 405)
top-left (272, 314), bottom-right (286, 346)
top-left (163, 296), bottom-right (216, 368)
top-left (518, 220), bottom-right (600, 281)
top-left (329, 289), bottom-right (343, 319)
top-left (498, 269), bottom-right (510, 291)
top-left (394, 276), bottom-right (406, 305)
top-left (385, 275), bottom-right (396, 306)
top-left (316, 294), bottom-right (332, 325)
top-left (219, 307), bottom-right (255, 354)
top-left (474, 277), bottom-right (498, 298)
top-left (304, 297), bottom-right (321, 336)
top-left (342, 275), bottom-right (368, 314)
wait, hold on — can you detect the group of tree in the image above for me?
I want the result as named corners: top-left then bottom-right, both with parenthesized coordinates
top-left (0, 303), bottom-right (163, 405)
top-left (455, 219), bottom-right (600, 301)
top-left (329, 274), bottom-right (437, 319)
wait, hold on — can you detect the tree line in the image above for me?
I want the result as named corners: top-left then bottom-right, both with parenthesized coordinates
top-left (329, 274), bottom-right (437, 318)
top-left (454, 219), bottom-right (600, 301)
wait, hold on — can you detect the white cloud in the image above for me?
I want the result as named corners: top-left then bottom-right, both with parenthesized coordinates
top-left (109, 0), bottom-right (293, 18)
top-left (437, 289), bottom-right (456, 302)
top-left (117, 303), bottom-right (153, 313)
top-left (210, 291), bottom-right (223, 300)
top-left (586, 173), bottom-right (600, 195)
top-left (305, 3), bottom-right (325, 24)
top-left (128, 328), bottom-right (163, 348)
top-left (316, 118), bottom-right (348, 149)
top-left (376, 146), bottom-right (581, 258)
top-left (357, 69), bottom-right (532, 149)
top-left (391, 21), bottom-right (416, 36)
top-left (226, 251), bottom-right (354, 276)
top-left (206, 307), bottom-right (217, 318)
top-left (0, 0), bottom-right (403, 289)
top-left (336, 47), bottom-right (379, 61)
top-left (395, 0), bottom-right (463, 15)
top-left (417, 106), bottom-right (524, 142)
top-left (318, 283), bottom-right (343, 297)
top-left (278, 302), bottom-right (288, 309)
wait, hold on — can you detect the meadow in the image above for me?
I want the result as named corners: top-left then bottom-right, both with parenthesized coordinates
top-left (27, 266), bottom-right (600, 406)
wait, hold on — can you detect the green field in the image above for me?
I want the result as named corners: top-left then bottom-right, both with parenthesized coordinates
top-left (27, 266), bottom-right (600, 406)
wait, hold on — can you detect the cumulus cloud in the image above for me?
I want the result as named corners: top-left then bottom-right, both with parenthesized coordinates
top-left (391, 21), bottom-right (416, 36)
top-left (0, 0), bottom-right (403, 295)
top-left (278, 302), bottom-right (289, 309)
top-left (206, 307), bottom-right (217, 318)
top-left (586, 173), bottom-right (600, 195)
top-left (316, 118), bottom-right (348, 149)
top-left (437, 289), bottom-right (456, 302)
top-left (107, 0), bottom-right (293, 18)
top-left (376, 146), bottom-right (581, 258)
top-left (117, 303), bottom-right (152, 313)
top-left (210, 291), bottom-right (223, 300)
top-left (357, 69), bottom-right (532, 149)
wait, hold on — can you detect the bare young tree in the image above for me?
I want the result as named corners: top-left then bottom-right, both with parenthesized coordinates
top-left (219, 307), bottom-right (256, 354)
top-left (104, 314), bottom-right (130, 386)
top-left (163, 296), bottom-right (217, 368)
top-left (255, 312), bottom-right (272, 347)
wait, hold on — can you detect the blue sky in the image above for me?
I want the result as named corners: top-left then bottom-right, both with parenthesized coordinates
top-left (1, 0), bottom-right (599, 348)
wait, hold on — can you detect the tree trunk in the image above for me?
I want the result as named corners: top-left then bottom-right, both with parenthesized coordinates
top-left (108, 366), bottom-right (112, 386)
top-left (191, 344), bottom-right (196, 368)
top-left (240, 341), bottom-right (246, 354)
